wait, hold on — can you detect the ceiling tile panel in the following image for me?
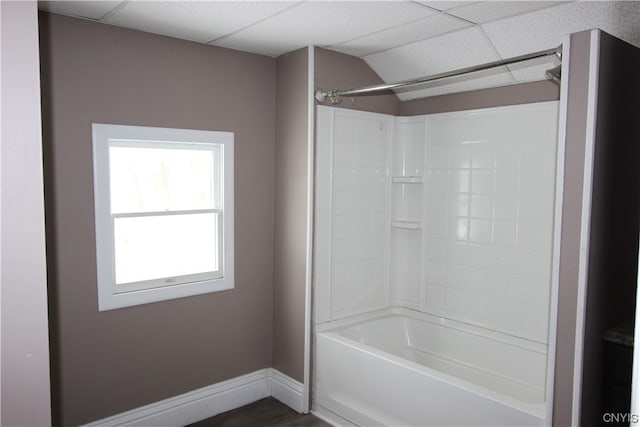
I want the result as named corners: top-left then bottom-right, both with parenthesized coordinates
top-left (363, 26), bottom-right (501, 100)
top-left (448, 1), bottom-right (567, 24)
top-left (483, 1), bottom-right (640, 59)
top-left (105, 1), bottom-right (299, 44)
top-left (212, 1), bottom-right (436, 57)
top-left (38, 0), bottom-right (122, 20)
top-left (330, 13), bottom-right (472, 57)
top-left (417, 1), bottom-right (480, 12)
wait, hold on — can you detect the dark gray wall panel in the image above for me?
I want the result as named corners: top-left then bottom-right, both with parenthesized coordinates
top-left (580, 30), bottom-right (640, 426)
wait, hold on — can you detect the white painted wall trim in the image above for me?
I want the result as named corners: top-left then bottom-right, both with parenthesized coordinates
top-left (270, 368), bottom-right (305, 413)
top-left (82, 369), bottom-right (304, 427)
top-left (1, 2), bottom-right (52, 425)
top-left (303, 44), bottom-right (315, 415)
top-left (571, 28), bottom-right (601, 427)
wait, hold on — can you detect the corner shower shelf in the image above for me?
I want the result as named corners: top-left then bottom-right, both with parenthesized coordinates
top-left (392, 176), bottom-right (424, 184)
top-left (391, 220), bottom-right (423, 230)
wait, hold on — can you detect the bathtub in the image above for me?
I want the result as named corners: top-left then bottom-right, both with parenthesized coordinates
top-left (314, 307), bottom-right (548, 426)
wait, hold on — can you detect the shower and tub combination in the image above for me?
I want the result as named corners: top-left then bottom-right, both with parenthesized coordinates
top-left (312, 48), bottom-right (562, 426)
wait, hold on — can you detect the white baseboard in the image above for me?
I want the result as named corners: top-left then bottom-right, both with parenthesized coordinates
top-left (82, 368), bottom-right (304, 427)
top-left (269, 369), bottom-right (304, 413)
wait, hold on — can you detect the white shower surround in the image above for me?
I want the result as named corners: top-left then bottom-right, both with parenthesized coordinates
top-left (314, 102), bottom-right (559, 425)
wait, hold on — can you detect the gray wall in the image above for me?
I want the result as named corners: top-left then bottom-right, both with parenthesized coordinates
top-left (314, 47), bottom-right (400, 115)
top-left (273, 47), bottom-right (309, 383)
top-left (400, 80), bottom-right (559, 115)
top-left (579, 31), bottom-right (640, 425)
top-left (1, 2), bottom-right (51, 425)
top-left (39, 13), bottom-right (276, 426)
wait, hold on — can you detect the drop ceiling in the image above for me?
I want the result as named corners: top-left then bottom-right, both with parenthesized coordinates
top-left (38, 1), bottom-right (640, 100)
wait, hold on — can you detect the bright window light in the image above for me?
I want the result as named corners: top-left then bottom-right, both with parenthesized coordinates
top-left (92, 124), bottom-right (234, 311)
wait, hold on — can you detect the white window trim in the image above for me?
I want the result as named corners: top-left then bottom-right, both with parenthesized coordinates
top-left (92, 123), bottom-right (234, 311)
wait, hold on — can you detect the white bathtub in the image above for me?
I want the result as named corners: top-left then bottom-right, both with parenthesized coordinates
top-left (314, 307), bottom-right (548, 426)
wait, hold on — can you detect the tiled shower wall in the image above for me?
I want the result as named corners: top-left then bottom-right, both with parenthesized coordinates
top-left (422, 103), bottom-right (559, 343)
top-left (316, 103), bottom-right (559, 343)
top-left (316, 108), bottom-right (392, 321)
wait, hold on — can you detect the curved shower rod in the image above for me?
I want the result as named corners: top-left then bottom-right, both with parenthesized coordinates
top-left (315, 44), bottom-right (563, 105)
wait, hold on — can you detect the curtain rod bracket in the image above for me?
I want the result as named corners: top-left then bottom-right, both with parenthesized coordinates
top-left (555, 44), bottom-right (563, 60)
top-left (315, 89), bottom-right (342, 105)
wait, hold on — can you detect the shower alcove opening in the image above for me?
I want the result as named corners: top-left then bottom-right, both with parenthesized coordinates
top-left (313, 100), bottom-right (561, 426)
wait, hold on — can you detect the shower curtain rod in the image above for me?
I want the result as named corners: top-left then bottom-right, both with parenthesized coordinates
top-left (315, 45), bottom-right (562, 105)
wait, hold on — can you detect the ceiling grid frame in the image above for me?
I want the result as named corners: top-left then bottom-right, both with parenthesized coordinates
top-left (205, 1), bottom-right (305, 45)
top-left (474, 25), bottom-right (518, 83)
top-left (333, 8), bottom-right (476, 57)
top-left (97, 0), bottom-right (129, 23)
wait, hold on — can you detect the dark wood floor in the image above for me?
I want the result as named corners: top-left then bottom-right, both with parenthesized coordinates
top-left (187, 397), bottom-right (332, 427)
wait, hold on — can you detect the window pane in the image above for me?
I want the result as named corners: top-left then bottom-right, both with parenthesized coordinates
top-left (109, 145), bottom-right (220, 213)
top-left (114, 213), bottom-right (219, 285)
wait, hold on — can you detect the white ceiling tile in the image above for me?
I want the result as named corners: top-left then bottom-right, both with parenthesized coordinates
top-left (38, 0), bottom-right (122, 20)
top-left (417, 1), bottom-right (480, 12)
top-left (213, 1), bottom-right (436, 57)
top-left (364, 26), bottom-right (500, 88)
top-left (330, 13), bottom-right (472, 57)
top-left (448, 1), bottom-right (567, 24)
top-left (105, 1), bottom-right (299, 44)
top-left (483, 1), bottom-right (640, 59)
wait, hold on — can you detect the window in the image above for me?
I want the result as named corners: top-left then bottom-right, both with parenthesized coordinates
top-left (92, 124), bottom-right (234, 311)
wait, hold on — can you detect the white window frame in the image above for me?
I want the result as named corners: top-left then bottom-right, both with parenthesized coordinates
top-left (92, 123), bottom-right (234, 311)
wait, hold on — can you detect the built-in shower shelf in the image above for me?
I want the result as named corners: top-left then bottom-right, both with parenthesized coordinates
top-left (391, 220), bottom-right (423, 230)
top-left (392, 176), bottom-right (424, 184)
